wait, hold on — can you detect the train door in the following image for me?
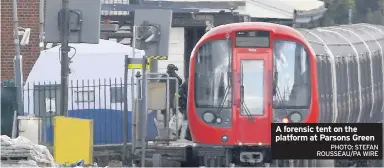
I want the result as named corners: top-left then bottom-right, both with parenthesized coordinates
top-left (235, 52), bottom-right (272, 144)
top-left (184, 27), bottom-right (206, 79)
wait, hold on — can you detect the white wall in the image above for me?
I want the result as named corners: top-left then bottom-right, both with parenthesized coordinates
top-left (158, 27), bottom-right (185, 81)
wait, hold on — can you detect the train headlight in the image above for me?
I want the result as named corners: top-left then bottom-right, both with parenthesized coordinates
top-left (282, 118), bottom-right (289, 123)
top-left (202, 111), bottom-right (215, 123)
top-left (216, 117), bottom-right (222, 124)
top-left (221, 135), bottom-right (228, 142)
top-left (288, 111), bottom-right (302, 123)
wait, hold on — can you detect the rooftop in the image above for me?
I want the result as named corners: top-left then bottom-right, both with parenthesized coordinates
top-left (102, 0), bottom-right (327, 23)
top-left (244, 0), bottom-right (326, 21)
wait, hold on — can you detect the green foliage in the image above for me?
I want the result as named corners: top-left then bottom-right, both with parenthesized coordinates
top-left (320, 0), bottom-right (351, 25)
top-left (320, 0), bottom-right (384, 25)
top-left (344, 0), bottom-right (355, 7)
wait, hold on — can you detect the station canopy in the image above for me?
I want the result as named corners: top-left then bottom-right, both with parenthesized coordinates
top-left (296, 23), bottom-right (384, 57)
top-left (137, 0), bottom-right (327, 23)
top-left (243, 0), bottom-right (327, 23)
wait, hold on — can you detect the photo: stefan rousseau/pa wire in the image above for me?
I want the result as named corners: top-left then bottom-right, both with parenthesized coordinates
top-left (272, 123), bottom-right (382, 164)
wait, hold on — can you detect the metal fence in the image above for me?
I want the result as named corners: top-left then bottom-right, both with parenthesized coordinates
top-left (1, 81), bottom-right (17, 137)
top-left (23, 78), bottom-right (141, 146)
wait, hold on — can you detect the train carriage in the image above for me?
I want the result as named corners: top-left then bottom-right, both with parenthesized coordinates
top-left (186, 22), bottom-right (384, 166)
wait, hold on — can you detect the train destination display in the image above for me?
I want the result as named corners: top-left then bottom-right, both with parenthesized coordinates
top-left (235, 30), bottom-right (270, 48)
top-left (271, 123), bottom-right (383, 160)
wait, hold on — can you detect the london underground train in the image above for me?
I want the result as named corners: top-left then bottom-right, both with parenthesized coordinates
top-left (186, 22), bottom-right (384, 167)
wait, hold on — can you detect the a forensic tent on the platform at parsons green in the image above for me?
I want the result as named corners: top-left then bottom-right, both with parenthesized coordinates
top-left (23, 39), bottom-right (160, 145)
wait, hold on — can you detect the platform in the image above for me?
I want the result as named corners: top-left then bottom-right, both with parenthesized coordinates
top-left (93, 140), bottom-right (193, 166)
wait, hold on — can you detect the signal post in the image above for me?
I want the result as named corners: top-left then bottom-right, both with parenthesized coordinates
top-left (123, 9), bottom-right (172, 167)
top-left (44, 0), bottom-right (101, 116)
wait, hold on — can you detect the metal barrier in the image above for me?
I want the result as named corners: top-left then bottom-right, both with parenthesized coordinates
top-left (123, 28), bottom-right (176, 165)
top-left (130, 72), bottom-right (180, 160)
top-left (22, 78), bottom-right (139, 146)
top-left (135, 73), bottom-right (180, 140)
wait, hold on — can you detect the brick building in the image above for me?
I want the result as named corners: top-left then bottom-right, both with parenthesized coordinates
top-left (1, 0), bottom-right (41, 81)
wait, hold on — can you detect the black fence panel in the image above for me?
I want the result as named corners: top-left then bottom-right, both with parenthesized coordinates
top-left (1, 80), bottom-right (17, 137)
top-left (22, 78), bottom-right (157, 146)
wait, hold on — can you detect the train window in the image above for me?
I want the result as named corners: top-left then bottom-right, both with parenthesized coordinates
top-left (240, 60), bottom-right (265, 115)
top-left (194, 39), bottom-right (232, 108)
top-left (273, 40), bottom-right (310, 109)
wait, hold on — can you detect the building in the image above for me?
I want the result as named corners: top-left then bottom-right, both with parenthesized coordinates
top-left (100, 0), bottom-right (327, 80)
top-left (0, 0), bottom-right (326, 82)
top-left (1, 0), bottom-right (41, 81)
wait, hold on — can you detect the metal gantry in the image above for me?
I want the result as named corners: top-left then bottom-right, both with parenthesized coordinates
top-left (124, 51), bottom-right (180, 167)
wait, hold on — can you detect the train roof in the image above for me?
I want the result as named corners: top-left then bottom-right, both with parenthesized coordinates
top-left (207, 22), bottom-right (300, 35)
top-left (201, 22), bottom-right (384, 58)
top-left (202, 22), bottom-right (305, 43)
top-left (296, 23), bottom-right (384, 57)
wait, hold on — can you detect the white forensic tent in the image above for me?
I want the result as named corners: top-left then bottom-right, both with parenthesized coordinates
top-left (24, 39), bottom-right (145, 115)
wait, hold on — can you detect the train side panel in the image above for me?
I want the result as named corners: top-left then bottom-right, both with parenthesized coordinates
top-left (298, 24), bottom-right (384, 123)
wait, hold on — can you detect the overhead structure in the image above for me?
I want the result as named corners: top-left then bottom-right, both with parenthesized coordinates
top-left (45, 0), bottom-right (101, 43)
top-left (245, 0), bottom-right (327, 24)
top-left (133, 9), bottom-right (172, 75)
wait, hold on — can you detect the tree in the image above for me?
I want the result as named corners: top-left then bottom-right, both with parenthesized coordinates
top-left (354, 0), bottom-right (384, 24)
top-left (319, 0), bottom-right (384, 25)
top-left (320, 0), bottom-right (352, 25)
top-left (344, 0), bottom-right (355, 8)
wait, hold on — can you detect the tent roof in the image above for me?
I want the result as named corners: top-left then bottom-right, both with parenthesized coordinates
top-left (26, 39), bottom-right (145, 83)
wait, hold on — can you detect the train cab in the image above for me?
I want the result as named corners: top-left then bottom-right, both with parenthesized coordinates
top-left (187, 22), bottom-right (320, 166)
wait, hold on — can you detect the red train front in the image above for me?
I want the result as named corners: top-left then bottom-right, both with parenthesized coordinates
top-left (187, 22), bottom-right (319, 166)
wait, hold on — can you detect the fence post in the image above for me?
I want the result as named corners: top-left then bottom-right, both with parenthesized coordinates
top-left (140, 56), bottom-right (148, 167)
top-left (123, 54), bottom-right (129, 164)
top-left (12, 110), bottom-right (17, 138)
top-left (132, 72), bottom-right (142, 157)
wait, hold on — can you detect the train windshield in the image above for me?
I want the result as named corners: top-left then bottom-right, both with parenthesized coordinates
top-left (273, 40), bottom-right (310, 108)
top-left (194, 39), bottom-right (232, 108)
